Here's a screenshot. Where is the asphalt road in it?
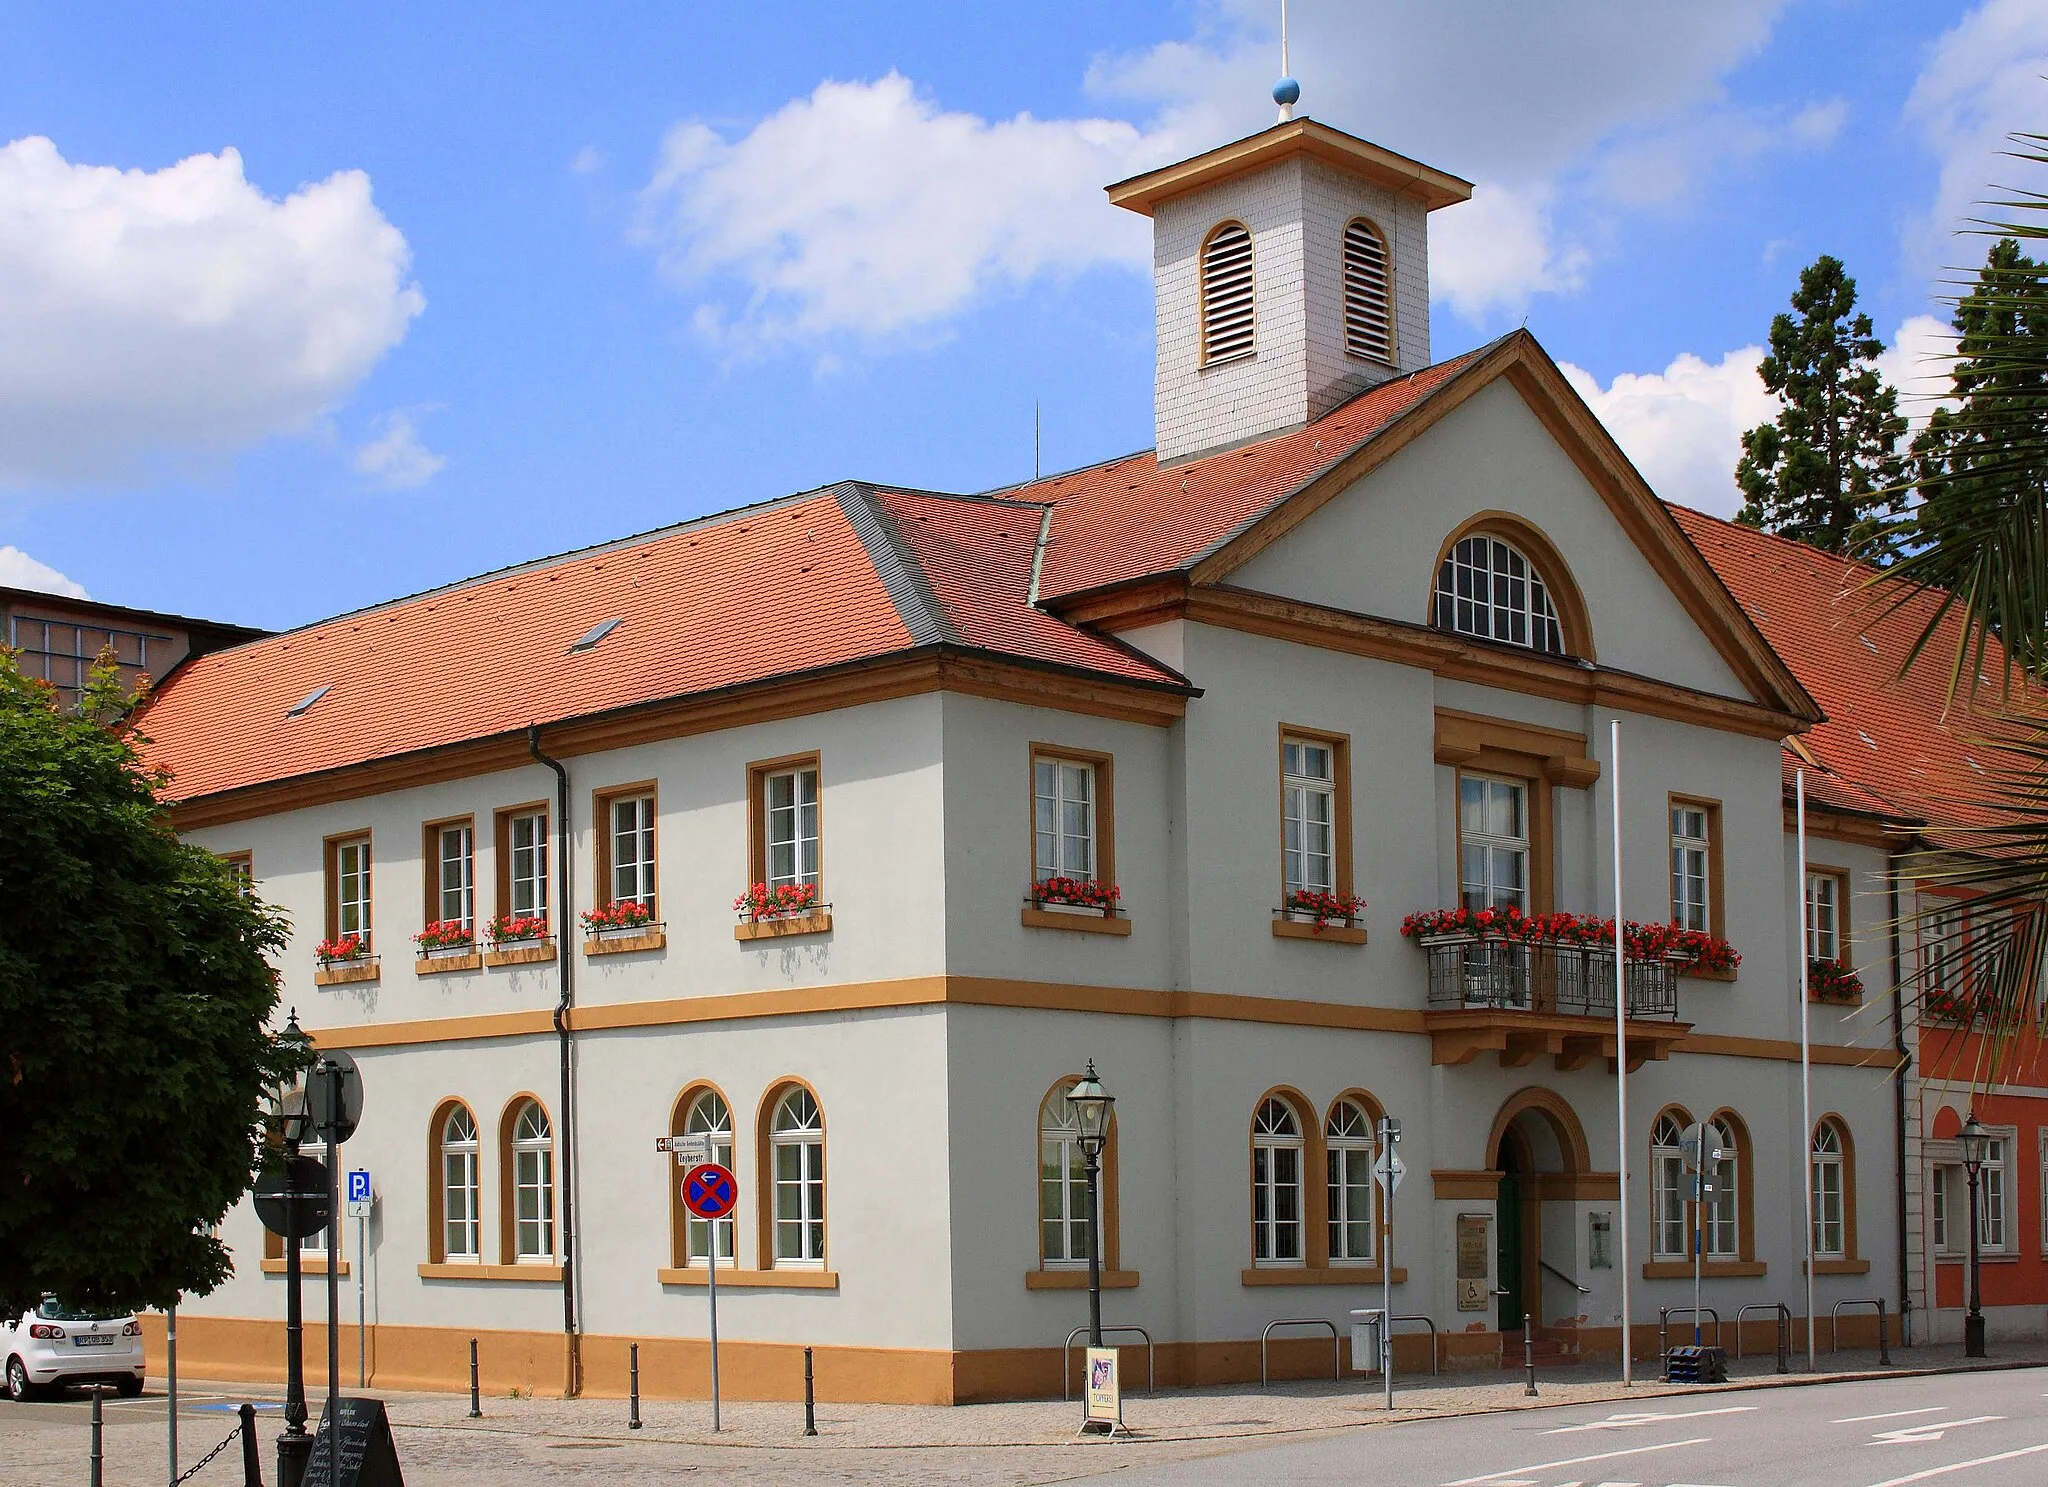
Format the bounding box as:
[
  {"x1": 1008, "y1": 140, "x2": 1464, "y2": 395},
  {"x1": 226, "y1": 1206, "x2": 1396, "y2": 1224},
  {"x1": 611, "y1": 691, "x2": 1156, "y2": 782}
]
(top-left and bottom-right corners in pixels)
[{"x1": 1077, "y1": 1367, "x2": 2048, "y2": 1487}]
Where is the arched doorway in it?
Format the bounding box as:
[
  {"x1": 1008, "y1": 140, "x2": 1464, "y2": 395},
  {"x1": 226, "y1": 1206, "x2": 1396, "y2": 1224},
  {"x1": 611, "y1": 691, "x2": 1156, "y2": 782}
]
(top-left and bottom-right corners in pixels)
[{"x1": 1486, "y1": 1089, "x2": 1592, "y2": 1336}]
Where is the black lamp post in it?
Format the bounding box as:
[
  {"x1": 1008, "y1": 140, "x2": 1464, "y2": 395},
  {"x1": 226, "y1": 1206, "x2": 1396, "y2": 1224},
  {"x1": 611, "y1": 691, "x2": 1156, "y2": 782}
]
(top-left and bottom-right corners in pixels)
[
  {"x1": 1066, "y1": 1063, "x2": 1114, "y2": 1357},
  {"x1": 1958, "y1": 1112, "x2": 1990, "y2": 1359},
  {"x1": 271, "y1": 1013, "x2": 314, "y2": 1487}
]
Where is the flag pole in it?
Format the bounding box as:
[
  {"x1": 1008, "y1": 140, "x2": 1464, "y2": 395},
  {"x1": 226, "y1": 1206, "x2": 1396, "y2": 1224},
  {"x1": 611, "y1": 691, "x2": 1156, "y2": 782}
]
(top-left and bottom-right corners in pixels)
[
  {"x1": 1612, "y1": 719, "x2": 1631, "y2": 1386},
  {"x1": 1797, "y1": 768, "x2": 1816, "y2": 1370}
]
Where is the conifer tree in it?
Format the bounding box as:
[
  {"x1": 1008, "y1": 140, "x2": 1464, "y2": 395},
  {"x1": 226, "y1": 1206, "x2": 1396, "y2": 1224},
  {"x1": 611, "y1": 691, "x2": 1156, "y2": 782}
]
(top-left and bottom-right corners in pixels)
[{"x1": 1735, "y1": 255, "x2": 1907, "y2": 559}]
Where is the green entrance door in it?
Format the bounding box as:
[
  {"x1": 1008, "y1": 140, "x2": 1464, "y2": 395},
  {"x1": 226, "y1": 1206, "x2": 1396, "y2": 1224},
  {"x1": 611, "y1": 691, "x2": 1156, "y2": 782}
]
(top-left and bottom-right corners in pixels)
[{"x1": 1496, "y1": 1138, "x2": 1524, "y2": 1332}]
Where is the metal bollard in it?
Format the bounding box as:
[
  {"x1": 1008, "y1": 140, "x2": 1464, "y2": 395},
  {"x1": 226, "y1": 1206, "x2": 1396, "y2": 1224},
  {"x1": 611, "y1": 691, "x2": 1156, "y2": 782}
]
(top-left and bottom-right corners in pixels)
[
  {"x1": 90, "y1": 1383, "x2": 105, "y2": 1487},
  {"x1": 240, "y1": 1401, "x2": 262, "y2": 1487},
  {"x1": 468, "y1": 1338, "x2": 482, "y2": 1419},
  {"x1": 1522, "y1": 1314, "x2": 1537, "y2": 1397},
  {"x1": 1878, "y1": 1299, "x2": 1892, "y2": 1368},
  {"x1": 629, "y1": 1342, "x2": 642, "y2": 1430},
  {"x1": 803, "y1": 1346, "x2": 817, "y2": 1437},
  {"x1": 1776, "y1": 1307, "x2": 1789, "y2": 1375}
]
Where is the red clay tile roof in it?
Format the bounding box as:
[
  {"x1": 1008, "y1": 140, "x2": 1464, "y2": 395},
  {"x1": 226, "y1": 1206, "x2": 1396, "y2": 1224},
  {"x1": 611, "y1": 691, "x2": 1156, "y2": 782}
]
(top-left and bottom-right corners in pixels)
[
  {"x1": 1672, "y1": 504, "x2": 2035, "y2": 830},
  {"x1": 136, "y1": 485, "x2": 1188, "y2": 804},
  {"x1": 1002, "y1": 349, "x2": 1486, "y2": 601}
]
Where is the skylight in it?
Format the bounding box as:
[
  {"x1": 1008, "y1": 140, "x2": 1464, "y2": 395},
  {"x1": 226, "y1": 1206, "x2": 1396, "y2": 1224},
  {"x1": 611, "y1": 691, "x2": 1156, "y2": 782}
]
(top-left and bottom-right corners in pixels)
[
  {"x1": 569, "y1": 617, "x2": 622, "y2": 653},
  {"x1": 287, "y1": 685, "x2": 330, "y2": 718}
]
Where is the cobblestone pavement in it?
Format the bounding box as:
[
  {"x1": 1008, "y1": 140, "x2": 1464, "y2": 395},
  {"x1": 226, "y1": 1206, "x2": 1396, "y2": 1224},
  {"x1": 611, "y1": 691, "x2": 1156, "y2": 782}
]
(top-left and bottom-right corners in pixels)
[{"x1": 3, "y1": 1344, "x2": 2038, "y2": 1485}]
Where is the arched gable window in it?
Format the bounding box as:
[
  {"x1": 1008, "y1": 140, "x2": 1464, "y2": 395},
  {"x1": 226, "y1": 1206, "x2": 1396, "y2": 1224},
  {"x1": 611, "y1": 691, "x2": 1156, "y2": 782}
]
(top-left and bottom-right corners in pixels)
[
  {"x1": 1650, "y1": 1111, "x2": 1689, "y2": 1260},
  {"x1": 1435, "y1": 533, "x2": 1566, "y2": 654},
  {"x1": 1811, "y1": 1119, "x2": 1848, "y2": 1259},
  {"x1": 1325, "y1": 1098, "x2": 1376, "y2": 1263},
  {"x1": 1342, "y1": 218, "x2": 1394, "y2": 365},
  {"x1": 502, "y1": 1098, "x2": 555, "y2": 1263},
  {"x1": 1251, "y1": 1096, "x2": 1306, "y2": 1265},
  {"x1": 765, "y1": 1085, "x2": 826, "y2": 1267},
  {"x1": 1200, "y1": 222, "x2": 1257, "y2": 365},
  {"x1": 438, "y1": 1103, "x2": 481, "y2": 1263},
  {"x1": 670, "y1": 1086, "x2": 735, "y2": 1267}
]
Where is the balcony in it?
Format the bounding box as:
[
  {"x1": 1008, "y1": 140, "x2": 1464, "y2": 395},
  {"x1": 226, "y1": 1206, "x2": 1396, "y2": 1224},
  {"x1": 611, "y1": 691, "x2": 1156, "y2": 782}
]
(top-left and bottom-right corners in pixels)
[{"x1": 1418, "y1": 936, "x2": 1689, "y2": 1071}]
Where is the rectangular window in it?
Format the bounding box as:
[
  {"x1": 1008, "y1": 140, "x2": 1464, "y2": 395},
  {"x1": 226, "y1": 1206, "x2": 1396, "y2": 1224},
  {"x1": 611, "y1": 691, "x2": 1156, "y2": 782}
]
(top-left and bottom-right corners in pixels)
[
  {"x1": 743, "y1": 756, "x2": 823, "y2": 894},
  {"x1": 1981, "y1": 1137, "x2": 2008, "y2": 1252},
  {"x1": 1812, "y1": 1150, "x2": 1845, "y2": 1259},
  {"x1": 1932, "y1": 1163, "x2": 1953, "y2": 1253},
  {"x1": 429, "y1": 820, "x2": 475, "y2": 930},
  {"x1": 1459, "y1": 774, "x2": 1528, "y2": 912},
  {"x1": 327, "y1": 834, "x2": 372, "y2": 948},
  {"x1": 1652, "y1": 1147, "x2": 1687, "y2": 1259},
  {"x1": 1034, "y1": 757, "x2": 1095, "y2": 882},
  {"x1": 1040, "y1": 1130, "x2": 1090, "y2": 1267},
  {"x1": 504, "y1": 808, "x2": 549, "y2": 921},
  {"x1": 1707, "y1": 1147, "x2": 1739, "y2": 1259},
  {"x1": 1326, "y1": 1144, "x2": 1375, "y2": 1263},
  {"x1": 1807, "y1": 870, "x2": 1847, "y2": 962},
  {"x1": 1669, "y1": 803, "x2": 1712, "y2": 933},
  {"x1": 220, "y1": 851, "x2": 253, "y2": 886},
  {"x1": 443, "y1": 1147, "x2": 479, "y2": 1261},
  {"x1": 296, "y1": 1140, "x2": 333, "y2": 1258},
  {"x1": 1281, "y1": 735, "x2": 1336, "y2": 896},
  {"x1": 600, "y1": 791, "x2": 656, "y2": 909},
  {"x1": 1924, "y1": 903, "x2": 1964, "y2": 997},
  {"x1": 1252, "y1": 1141, "x2": 1304, "y2": 1264},
  {"x1": 773, "y1": 1138, "x2": 826, "y2": 1265}
]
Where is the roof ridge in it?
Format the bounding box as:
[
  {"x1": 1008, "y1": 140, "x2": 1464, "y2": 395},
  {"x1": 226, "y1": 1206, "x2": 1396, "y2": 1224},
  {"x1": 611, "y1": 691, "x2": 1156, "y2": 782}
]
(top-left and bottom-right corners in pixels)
[{"x1": 832, "y1": 484, "x2": 955, "y2": 647}]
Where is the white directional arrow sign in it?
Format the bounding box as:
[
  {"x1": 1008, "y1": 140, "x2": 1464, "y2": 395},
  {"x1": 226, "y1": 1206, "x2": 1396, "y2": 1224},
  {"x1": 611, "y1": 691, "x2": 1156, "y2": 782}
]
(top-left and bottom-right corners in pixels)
[
  {"x1": 1373, "y1": 1149, "x2": 1405, "y2": 1195},
  {"x1": 1871, "y1": 1414, "x2": 2004, "y2": 1444}
]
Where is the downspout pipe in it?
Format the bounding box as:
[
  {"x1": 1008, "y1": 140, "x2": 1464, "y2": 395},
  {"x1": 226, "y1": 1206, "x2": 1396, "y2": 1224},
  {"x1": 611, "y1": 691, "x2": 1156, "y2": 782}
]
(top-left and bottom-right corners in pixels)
[
  {"x1": 1889, "y1": 843, "x2": 1912, "y2": 1347},
  {"x1": 530, "y1": 725, "x2": 581, "y2": 1396}
]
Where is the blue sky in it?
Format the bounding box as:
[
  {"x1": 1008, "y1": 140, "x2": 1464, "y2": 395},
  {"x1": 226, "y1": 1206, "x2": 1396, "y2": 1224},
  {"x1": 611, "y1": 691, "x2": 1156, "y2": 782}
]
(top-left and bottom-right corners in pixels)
[{"x1": 0, "y1": 1, "x2": 2041, "y2": 630}]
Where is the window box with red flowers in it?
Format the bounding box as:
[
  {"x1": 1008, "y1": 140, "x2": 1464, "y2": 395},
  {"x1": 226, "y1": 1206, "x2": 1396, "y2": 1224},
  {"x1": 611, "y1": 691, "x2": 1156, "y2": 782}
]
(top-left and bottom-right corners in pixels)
[
  {"x1": 483, "y1": 914, "x2": 555, "y2": 968},
  {"x1": 1274, "y1": 888, "x2": 1368, "y2": 943},
  {"x1": 733, "y1": 881, "x2": 832, "y2": 941},
  {"x1": 314, "y1": 935, "x2": 378, "y2": 986},
  {"x1": 1808, "y1": 958, "x2": 1864, "y2": 1004},
  {"x1": 415, "y1": 920, "x2": 477, "y2": 960},
  {"x1": 581, "y1": 899, "x2": 665, "y2": 956},
  {"x1": 1023, "y1": 876, "x2": 1129, "y2": 936}
]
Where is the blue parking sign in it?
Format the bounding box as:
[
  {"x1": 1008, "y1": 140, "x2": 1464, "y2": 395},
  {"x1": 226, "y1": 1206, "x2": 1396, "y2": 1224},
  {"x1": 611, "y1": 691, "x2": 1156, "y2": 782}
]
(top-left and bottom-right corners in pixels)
[{"x1": 347, "y1": 1169, "x2": 371, "y2": 1205}]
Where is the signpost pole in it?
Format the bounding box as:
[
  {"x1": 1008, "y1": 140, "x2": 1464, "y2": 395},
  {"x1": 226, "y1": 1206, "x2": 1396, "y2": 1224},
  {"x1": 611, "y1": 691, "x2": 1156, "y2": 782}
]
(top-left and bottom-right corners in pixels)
[
  {"x1": 707, "y1": 1214, "x2": 721, "y2": 1434},
  {"x1": 166, "y1": 1302, "x2": 177, "y2": 1487},
  {"x1": 1376, "y1": 1116, "x2": 1402, "y2": 1413},
  {"x1": 358, "y1": 1205, "x2": 367, "y2": 1388},
  {"x1": 1693, "y1": 1164, "x2": 1704, "y2": 1347},
  {"x1": 323, "y1": 1061, "x2": 342, "y2": 1469}
]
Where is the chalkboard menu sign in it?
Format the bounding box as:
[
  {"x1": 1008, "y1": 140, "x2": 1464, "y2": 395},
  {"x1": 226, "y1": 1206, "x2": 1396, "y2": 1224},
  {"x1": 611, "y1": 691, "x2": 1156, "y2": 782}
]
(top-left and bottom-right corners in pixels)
[{"x1": 303, "y1": 1397, "x2": 406, "y2": 1487}]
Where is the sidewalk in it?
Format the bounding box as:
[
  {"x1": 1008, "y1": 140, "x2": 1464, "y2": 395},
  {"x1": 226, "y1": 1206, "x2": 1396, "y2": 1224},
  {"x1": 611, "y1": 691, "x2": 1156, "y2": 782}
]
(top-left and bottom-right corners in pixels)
[{"x1": 8, "y1": 1343, "x2": 2044, "y2": 1485}]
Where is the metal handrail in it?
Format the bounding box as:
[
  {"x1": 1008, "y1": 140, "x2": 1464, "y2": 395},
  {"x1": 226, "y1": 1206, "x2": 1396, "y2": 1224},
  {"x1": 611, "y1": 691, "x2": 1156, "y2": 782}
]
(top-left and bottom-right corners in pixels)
[
  {"x1": 1062, "y1": 1325, "x2": 1155, "y2": 1401},
  {"x1": 1261, "y1": 1318, "x2": 1340, "y2": 1387},
  {"x1": 1734, "y1": 1302, "x2": 1791, "y2": 1373},
  {"x1": 1829, "y1": 1298, "x2": 1892, "y2": 1366},
  {"x1": 1420, "y1": 937, "x2": 1680, "y2": 1019},
  {"x1": 1350, "y1": 1311, "x2": 1441, "y2": 1377},
  {"x1": 1657, "y1": 1305, "x2": 1723, "y2": 1374},
  {"x1": 1540, "y1": 1259, "x2": 1591, "y2": 1294}
]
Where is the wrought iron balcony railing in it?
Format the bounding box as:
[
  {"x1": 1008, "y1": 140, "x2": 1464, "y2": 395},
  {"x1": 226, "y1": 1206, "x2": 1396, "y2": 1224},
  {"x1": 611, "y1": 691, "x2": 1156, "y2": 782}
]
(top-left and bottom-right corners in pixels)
[{"x1": 1421, "y1": 936, "x2": 1680, "y2": 1020}]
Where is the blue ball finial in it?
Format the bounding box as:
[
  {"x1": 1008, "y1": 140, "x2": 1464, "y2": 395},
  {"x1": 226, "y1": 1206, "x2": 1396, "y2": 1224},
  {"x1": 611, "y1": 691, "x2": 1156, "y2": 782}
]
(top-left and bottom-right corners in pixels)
[{"x1": 1272, "y1": 76, "x2": 1300, "y2": 108}]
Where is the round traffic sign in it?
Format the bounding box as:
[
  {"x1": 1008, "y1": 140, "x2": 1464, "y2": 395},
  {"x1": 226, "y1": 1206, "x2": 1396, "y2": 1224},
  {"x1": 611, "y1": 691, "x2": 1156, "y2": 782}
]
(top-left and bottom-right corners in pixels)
[
  {"x1": 682, "y1": 1163, "x2": 738, "y2": 1220},
  {"x1": 307, "y1": 1049, "x2": 364, "y2": 1143},
  {"x1": 254, "y1": 1155, "x2": 332, "y2": 1240}
]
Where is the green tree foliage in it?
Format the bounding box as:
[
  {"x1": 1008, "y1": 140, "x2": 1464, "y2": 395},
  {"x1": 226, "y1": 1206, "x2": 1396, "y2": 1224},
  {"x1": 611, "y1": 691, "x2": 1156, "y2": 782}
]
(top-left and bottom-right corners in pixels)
[
  {"x1": 0, "y1": 645, "x2": 294, "y2": 1313},
  {"x1": 1736, "y1": 254, "x2": 1908, "y2": 559}
]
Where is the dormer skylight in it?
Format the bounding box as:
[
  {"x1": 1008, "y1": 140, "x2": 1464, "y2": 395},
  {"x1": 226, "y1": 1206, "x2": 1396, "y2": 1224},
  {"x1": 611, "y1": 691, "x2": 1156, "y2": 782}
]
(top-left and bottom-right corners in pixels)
[
  {"x1": 569, "y1": 617, "x2": 623, "y2": 653},
  {"x1": 287, "y1": 685, "x2": 330, "y2": 718}
]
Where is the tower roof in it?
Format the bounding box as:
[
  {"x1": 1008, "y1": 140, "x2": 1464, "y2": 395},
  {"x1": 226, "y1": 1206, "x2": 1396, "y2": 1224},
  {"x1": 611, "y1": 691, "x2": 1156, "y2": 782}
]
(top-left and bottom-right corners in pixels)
[{"x1": 1106, "y1": 117, "x2": 1473, "y2": 217}]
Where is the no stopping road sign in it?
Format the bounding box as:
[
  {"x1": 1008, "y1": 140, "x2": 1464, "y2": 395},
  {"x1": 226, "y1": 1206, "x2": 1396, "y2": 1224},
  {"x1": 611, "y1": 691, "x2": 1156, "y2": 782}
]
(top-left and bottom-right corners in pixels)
[{"x1": 682, "y1": 1163, "x2": 738, "y2": 1220}]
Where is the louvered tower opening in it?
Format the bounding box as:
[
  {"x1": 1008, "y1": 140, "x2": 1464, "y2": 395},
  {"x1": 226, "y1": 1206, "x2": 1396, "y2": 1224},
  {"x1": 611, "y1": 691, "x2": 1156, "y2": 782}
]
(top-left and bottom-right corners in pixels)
[
  {"x1": 1199, "y1": 221, "x2": 1256, "y2": 365},
  {"x1": 1342, "y1": 218, "x2": 1394, "y2": 365}
]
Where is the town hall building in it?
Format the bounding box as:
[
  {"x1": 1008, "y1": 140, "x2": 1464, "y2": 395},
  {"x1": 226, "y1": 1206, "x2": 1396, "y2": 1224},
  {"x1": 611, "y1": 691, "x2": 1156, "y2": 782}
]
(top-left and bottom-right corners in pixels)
[{"x1": 134, "y1": 115, "x2": 1916, "y2": 1403}]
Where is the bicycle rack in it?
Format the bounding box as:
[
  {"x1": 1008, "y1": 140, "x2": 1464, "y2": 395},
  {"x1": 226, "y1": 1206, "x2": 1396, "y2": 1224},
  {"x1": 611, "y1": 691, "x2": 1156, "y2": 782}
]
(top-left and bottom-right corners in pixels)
[
  {"x1": 1261, "y1": 1318, "x2": 1341, "y2": 1387},
  {"x1": 1349, "y1": 1311, "x2": 1442, "y2": 1377},
  {"x1": 1734, "y1": 1301, "x2": 1791, "y2": 1373},
  {"x1": 1063, "y1": 1325, "x2": 1155, "y2": 1401},
  {"x1": 1829, "y1": 1298, "x2": 1892, "y2": 1366},
  {"x1": 1657, "y1": 1306, "x2": 1722, "y2": 1378}
]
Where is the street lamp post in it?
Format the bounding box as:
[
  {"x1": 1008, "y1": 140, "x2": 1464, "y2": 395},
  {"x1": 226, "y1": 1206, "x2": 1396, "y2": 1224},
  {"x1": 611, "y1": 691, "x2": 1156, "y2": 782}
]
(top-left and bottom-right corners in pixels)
[
  {"x1": 270, "y1": 1013, "x2": 314, "y2": 1487},
  {"x1": 1958, "y1": 1112, "x2": 1991, "y2": 1359},
  {"x1": 1065, "y1": 1062, "x2": 1114, "y2": 1359}
]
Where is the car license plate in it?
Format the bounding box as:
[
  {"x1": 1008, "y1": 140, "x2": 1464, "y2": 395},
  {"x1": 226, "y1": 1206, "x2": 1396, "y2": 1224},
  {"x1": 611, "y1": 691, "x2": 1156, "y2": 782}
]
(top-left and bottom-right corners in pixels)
[{"x1": 73, "y1": 1334, "x2": 114, "y2": 1347}]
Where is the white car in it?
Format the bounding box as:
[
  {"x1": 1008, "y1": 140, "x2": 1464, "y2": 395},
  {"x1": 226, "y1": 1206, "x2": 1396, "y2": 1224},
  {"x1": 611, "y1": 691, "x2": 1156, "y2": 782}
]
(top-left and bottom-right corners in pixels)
[{"x1": 3, "y1": 1297, "x2": 146, "y2": 1400}]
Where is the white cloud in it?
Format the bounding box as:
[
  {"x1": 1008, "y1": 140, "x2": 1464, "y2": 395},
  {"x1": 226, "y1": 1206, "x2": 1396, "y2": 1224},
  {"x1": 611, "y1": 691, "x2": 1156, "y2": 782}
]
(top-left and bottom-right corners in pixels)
[
  {"x1": 1589, "y1": 98, "x2": 1846, "y2": 210},
  {"x1": 636, "y1": 3, "x2": 1830, "y2": 343},
  {"x1": 638, "y1": 73, "x2": 1173, "y2": 344},
  {"x1": 0, "y1": 137, "x2": 423, "y2": 488},
  {"x1": 1563, "y1": 345, "x2": 1774, "y2": 516},
  {"x1": 352, "y1": 407, "x2": 446, "y2": 490},
  {"x1": 570, "y1": 146, "x2": 605, "y2": 175},
  {"x1": 0, "y1": 546, "x2": 88, "y2": 598},
  {"x1": 1905, "y1": 0, "x2": 2048, "y2": 273},
  {"x1": 1564, "y1": 315, "x2": 1956, "y2": 516}
]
